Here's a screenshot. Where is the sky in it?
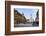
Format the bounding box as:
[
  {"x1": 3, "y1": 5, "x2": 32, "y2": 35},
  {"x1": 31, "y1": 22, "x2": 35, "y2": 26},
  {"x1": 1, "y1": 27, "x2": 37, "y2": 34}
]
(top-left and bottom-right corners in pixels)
[{"x1": 15, "y1": 8, "x2": 38, "y2": 21}]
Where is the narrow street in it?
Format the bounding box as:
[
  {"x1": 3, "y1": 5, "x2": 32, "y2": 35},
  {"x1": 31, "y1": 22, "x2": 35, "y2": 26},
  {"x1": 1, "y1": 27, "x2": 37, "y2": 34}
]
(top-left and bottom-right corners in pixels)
[
  {"x1": 14, "y1": 23, "x2": 33, "y2": 27},
  {"x1": 14, "y1": 21, "x2": 39, "y2": 27}
]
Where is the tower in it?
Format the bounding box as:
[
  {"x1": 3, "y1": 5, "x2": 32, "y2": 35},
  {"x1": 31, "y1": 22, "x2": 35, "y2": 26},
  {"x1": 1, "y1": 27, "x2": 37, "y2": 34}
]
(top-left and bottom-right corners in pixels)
[{"x1": 22, "y1": 12, "x2": 24, "y2": 16}]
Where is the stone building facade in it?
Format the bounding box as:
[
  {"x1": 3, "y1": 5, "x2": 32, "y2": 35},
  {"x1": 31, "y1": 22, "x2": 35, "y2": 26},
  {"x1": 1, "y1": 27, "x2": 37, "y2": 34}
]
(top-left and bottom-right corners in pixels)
[
  {"x1": 14, "y1": 9, "x2": 26, "y2": 24},
  {"x1": 35, "y1": 10, "x2": 39, "y2": 26}
]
